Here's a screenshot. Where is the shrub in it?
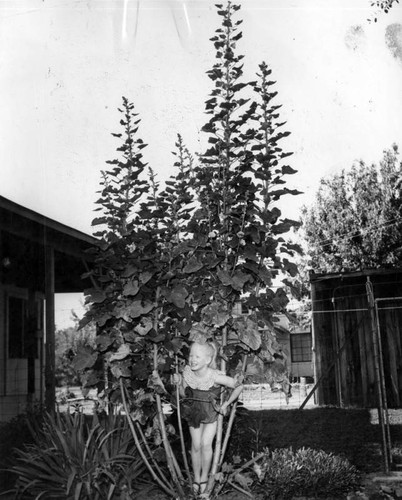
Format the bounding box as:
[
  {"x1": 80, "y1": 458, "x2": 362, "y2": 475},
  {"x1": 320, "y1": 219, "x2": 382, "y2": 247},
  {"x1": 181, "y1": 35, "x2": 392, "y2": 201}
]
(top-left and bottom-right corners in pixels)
[
  {"x1": 254, "y1": 447, "x2": 361, "y2": 499},
  {"x1": 0, "y1": 404, "x2": 45, "y2": 493},
  {"x1": 8, "y1": 410, "x2": 146, "y2": 499}
]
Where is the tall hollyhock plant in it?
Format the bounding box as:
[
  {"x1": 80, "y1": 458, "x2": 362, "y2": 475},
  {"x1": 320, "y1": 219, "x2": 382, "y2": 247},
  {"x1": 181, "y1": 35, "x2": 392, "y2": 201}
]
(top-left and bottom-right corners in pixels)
[
  {"x1": 77, "y1": 102, "x2": 198, "y2": 498},
  {"x1": 180, "y1": 3, "x2": 302, "y2": 494},
  {"x1": 76, "y1": 3, "x2": 301, "y2": 498}
]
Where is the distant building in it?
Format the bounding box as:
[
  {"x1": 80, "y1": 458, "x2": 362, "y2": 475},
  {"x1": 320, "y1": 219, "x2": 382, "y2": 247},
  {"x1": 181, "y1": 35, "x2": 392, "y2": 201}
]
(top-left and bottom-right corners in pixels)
[
  {"x1": 233, "y1": 302, "x2": 314, "y2": 381},
  {"x1": 0, "y1": 196, "x2": 97, "y2": 421}
]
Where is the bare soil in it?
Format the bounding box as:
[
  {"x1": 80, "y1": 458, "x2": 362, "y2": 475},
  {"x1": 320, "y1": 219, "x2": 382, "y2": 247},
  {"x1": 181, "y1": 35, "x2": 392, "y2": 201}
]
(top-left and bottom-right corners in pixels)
[{"x1": 132, "y1": 474, "x2": 402, "y2": 500}]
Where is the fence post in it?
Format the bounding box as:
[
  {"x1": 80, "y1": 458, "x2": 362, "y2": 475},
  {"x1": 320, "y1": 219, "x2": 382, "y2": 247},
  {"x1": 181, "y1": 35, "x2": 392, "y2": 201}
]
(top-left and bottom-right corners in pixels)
[{"x1": 366, "y1": 277, "x2": 391, "y2": 473}]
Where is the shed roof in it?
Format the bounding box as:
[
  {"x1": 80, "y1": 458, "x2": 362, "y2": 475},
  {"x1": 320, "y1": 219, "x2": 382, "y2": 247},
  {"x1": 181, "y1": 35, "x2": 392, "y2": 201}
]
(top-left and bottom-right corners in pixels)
[{"x1": 309, "y1": 267, "x2": 402, "y2": 284}]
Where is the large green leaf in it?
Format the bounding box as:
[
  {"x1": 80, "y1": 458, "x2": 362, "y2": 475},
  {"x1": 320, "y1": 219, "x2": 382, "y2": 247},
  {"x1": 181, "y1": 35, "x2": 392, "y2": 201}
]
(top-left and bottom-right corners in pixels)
[
  {"x1": 231, "y1": 317, "x2": 261, "y2": 351},
  {"x1": 283, "y1": 258, "x2": 298, "y2": 277},
  {"x1": 231, "y1": 270, "x2": 251, "y2": 291},
  {"x1": 166, "y1": 285, "x2": 189, "y2": 308},
  {"x1": 134, "y1": 317, "x2": 153, "y2": 335},
  {"x1": 201, "y1": 302, "x2": 230, "y2": 327},
  {"x1": 189, "y1": 322, "x2": 213, "y2": 342},
  {"x1": 85, "y1": 288, "x2": 106, "y2": 304},
  {"x1": 217, "y1": 268, "x2": 232, "y2": 286},
  {"x1": 80, "y1": 369, "x2": 101, "y2": 387},
  {"x1": 132, "y1": 360, "x2": 149, "y2": 380},
  {"x1": 114, "y1": 301, "x2": 154, "y2": 321},
  {"x1": 72, "y1": 346, "x2": 98, "y2": 371},
  {"x1": 122, "y1": 279, "x2": 139, "y2": 296},
  {"x1": 110, "y1": 360, "x2": 132, "y2": 378},
  {"x1": 109, "y1": 343, "x2": 131, "y2": 361},
  {"x1": 183, "y1": 257, "x2": 204, "y2": 274},
  {"x1": 96, "y1": 334, "x2": 114, "y2": 352}
]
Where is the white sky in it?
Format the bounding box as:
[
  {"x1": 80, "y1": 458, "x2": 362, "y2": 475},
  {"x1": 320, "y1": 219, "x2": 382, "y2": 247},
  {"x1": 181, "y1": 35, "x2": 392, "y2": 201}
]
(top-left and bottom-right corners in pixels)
[{"x1": 1, "y1": 0, "x2": 402, "y2": 327}]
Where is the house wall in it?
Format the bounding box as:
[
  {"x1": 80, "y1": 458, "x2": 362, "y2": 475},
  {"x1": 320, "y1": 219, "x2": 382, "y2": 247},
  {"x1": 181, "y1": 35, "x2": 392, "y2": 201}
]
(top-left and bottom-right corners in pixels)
[
  {"x1": 0, "y1": 284, "x2": 44, "y2": 422},
  {"x1": 291, "y1": 361, "x2": 314, "y2": 378}
]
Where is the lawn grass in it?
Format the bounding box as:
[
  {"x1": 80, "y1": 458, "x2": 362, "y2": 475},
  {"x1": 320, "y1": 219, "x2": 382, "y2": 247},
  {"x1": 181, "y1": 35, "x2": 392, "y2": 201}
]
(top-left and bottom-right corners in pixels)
[{"x1": 228, "y1": 405, "x2": 400, "y2": 472}]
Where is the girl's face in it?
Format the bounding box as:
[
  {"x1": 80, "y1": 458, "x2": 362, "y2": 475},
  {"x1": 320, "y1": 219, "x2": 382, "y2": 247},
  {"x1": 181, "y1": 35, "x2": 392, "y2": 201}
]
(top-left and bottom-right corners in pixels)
[{"x1": 189, "y1": 344, "x2": 211, "y2": 371}]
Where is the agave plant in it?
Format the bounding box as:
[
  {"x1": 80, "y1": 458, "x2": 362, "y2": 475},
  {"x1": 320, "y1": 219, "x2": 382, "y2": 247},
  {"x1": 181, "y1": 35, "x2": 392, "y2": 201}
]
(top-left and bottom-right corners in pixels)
[{"x1": 9, "y1": 410, "x2": 146, "y2": 499}]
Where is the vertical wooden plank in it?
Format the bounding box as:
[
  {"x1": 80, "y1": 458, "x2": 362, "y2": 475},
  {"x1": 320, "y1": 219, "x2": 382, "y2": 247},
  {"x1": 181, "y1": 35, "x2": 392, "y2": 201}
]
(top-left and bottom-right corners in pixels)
[
  {"x1": 44, "y1": 245, "x2": 55, "y2": 414},
  {"x1": 384, "y1": 307, "x2": 399, "y2": 407},
  {"x1": 364, "y1": 294, "x2": 377, "y2": 407},
  {"x1": 395, "y1": 304, "x2": 402, "y2": 404},
  {"x1": 333, "y1": 306, "x2": 342, "y2": 406},
  {"x1": 355, "y1": 297, "x2": 369, "y2": 407}
]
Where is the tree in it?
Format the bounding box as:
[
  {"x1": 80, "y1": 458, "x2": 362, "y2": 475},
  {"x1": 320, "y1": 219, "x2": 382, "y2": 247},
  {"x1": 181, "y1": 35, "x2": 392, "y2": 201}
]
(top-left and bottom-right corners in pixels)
[
  {"x1": 76, "y1": 2, "x2": 301, "y2": 498},
  {"x1": 300, "y1": 144, "x2": 402, "y2": 274},
  {"x1": 55, "y1": 312, "x2": 96, "y2": 387},
  {"x1": 370, "y1": 0, "x2": 400, "y2": 21}
]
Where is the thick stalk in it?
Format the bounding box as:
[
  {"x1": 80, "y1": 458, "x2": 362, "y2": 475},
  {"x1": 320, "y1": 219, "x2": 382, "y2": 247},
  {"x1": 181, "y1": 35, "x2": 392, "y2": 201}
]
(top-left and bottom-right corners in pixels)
[
  {"x1": 214, "y1": 451, "x2": 265, "y2": 498},
  {"x1": 175, "y1": 357, "x2": 192, "y2": 483},
  {"x1": 135, "y1": 422, "x2": 172, "y2": 487},
  {"x1": 227, "y1": 480, "x2": 254, "y2": 498},
  {"x1": 153, "y1": 344, "x2": 185, "y2": 498},
  {"x1": 149, "y1": 286, "x2": 185, "y2": 497},
  {"x1": 119, "y1": 379, "x2": 175, "y2": 497},
  {"x1": 206, "y1": 326, "x2": 228, "y2": 495},
  {"x1": 166, "y1": 438, "x2": 184, "y2": 481},
  {"x1": 219, "y1": 353, "x2": 247, "y2": 466}
]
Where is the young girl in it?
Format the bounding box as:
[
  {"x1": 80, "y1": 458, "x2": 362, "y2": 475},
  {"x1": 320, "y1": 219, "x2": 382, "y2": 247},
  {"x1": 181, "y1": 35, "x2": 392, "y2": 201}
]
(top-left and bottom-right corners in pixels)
[{"x1": 174, "y1": 341, "x2": 243, "y2": 498}]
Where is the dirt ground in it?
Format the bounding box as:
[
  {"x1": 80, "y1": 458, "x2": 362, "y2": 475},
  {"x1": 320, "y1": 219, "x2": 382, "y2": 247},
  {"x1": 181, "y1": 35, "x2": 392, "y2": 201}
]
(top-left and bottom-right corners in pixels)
[{"x1": 131, "y1": 472, "x2": 402, "y2": 500}]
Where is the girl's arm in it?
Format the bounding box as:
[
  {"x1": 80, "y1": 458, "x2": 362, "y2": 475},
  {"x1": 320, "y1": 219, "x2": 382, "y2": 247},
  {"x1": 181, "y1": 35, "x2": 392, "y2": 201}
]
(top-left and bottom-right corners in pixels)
[{"x1": 215, "y1": 373, "x2": 244, "y2": 414}]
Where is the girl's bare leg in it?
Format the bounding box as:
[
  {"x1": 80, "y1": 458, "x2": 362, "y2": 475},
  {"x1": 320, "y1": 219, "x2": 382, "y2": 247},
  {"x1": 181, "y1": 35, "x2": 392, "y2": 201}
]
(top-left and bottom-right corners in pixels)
[
  {"x1": 199, "y1": 421, "x2": 217, "y2": 492},
  {"x1": 189, "y1": 426, "x2": 203, "y2": 487},
  {"x1": 190, "y1": 422, "x2": 217, "y2": 493}
]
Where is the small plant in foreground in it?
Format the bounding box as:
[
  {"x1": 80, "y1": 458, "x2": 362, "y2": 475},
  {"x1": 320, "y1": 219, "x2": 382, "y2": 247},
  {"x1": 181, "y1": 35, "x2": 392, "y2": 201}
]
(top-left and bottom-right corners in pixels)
[
  {"x1": 0, "y1": 404, "x2": 45, "y2": 493},
  {"x1": 254, "y1": 447, "x2": 361, "y2": 499},
  {"x1": 8, "y1": 411, "x2": 145, "y2": 499}
]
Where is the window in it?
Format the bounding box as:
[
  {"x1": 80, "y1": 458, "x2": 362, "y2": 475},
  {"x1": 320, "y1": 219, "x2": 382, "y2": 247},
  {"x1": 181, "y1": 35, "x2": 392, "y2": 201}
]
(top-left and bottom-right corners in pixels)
[{"x1": 290, "y1": 333, "x2": 312, "y2": 363}]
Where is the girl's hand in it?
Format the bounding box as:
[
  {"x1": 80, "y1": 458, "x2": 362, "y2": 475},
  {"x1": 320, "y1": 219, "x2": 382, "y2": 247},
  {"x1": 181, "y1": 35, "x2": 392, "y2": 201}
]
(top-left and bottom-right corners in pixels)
[
  {"x1": 172, "y1": 373, "x2": 182, "y2": 385},
  {"x1": 234, "y1": 373, "x2": 244, "y2": 387}
]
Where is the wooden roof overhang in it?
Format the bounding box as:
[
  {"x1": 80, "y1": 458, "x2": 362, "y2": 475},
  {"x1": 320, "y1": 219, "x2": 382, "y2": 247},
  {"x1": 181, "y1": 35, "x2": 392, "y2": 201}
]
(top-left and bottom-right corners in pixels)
[{"x1": 0, "y1": 195, "x2": 98, "y2": 293}]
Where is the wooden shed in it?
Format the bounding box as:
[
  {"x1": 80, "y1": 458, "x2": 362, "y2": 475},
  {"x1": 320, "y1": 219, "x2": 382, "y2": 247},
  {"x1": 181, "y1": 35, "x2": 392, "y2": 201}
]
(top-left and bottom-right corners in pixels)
[
  {"x1": 0, "y1": 196, "x2": 97, "y2": 421},
  {"x1": 311, "y1": 268, "x2": 402, "y2": 409}
]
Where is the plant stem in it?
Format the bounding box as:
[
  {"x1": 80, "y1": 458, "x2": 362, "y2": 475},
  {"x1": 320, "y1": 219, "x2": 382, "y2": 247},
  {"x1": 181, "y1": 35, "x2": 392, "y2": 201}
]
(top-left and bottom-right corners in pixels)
[
  {"x1": 227, "y1": 479, "x2": 254, "y2": 498},
  {"x1": 175, "y1": 358, "x2": 192, "y2": 484},
  {"x1": 150, "y1": 289, "x2": 184, "y2": 494},
  {"x1": 135, "y1": 422, "x2": 172, "y2": 488},
  {"x1": 219, "y1": 354, "x2": 247, "y2": 466},
  {"x1": 206, "y1": 326, "x2": 228, "y2": 495},
  {"x1": 119, "y1": 379, "x2": 175, "y2": 497},
  {"x1": 153, "y1": 345, "x2": 186, "y2": 498}
]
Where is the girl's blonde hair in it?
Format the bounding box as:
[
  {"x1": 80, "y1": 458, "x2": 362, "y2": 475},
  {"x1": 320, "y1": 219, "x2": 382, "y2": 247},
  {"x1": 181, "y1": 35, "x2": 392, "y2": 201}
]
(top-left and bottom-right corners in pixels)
[
  {"x1": 191, "y1": 340, "x2": 219, "y2": 368},
  {"x1": 204, "y1": 341, "x2": 218, "y2": 369}
]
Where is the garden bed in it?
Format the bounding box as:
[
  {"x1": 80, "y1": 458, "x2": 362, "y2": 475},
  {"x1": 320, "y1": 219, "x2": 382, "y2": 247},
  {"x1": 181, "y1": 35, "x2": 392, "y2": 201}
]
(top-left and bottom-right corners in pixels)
[{"x1": 2, "y1": 405, "x2": 402, "y2": 498}]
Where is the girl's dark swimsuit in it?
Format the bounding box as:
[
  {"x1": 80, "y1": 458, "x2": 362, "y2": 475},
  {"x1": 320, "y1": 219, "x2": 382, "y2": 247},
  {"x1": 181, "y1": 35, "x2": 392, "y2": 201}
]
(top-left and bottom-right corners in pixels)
[{"x1": 181, "y1": 385, "x2": 222, "y2": 428}]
